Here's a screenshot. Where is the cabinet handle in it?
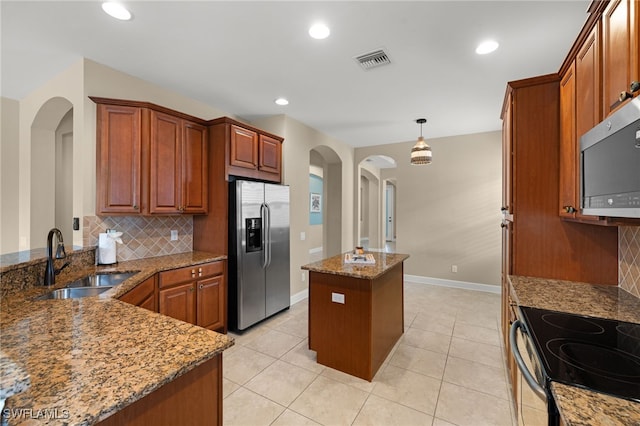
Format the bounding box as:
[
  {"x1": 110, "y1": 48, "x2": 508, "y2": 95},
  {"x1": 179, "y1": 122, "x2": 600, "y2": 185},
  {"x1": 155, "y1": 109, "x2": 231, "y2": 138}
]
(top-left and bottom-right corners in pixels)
[
  {"x1": 190, "y1": 287, "x2": 194, "y2": 292},
  {"x1": 500, "y1": 206, "x2": 508, "y2": 212},
  {"x1": 191, "y1": 269, "x2": 196, "y2": 277},
  {"x1": 619, "y1": 91, "x2": 633, "y2": 102},
  {"x1": 198, "y1": 267, "x2": 202, "y2": 277},
  {"x1": 563, "y1": 206, "x2": 576, "y2": 214},
  {"x1": 501, "y1": 223, "x2": 508, "y2": 228}
]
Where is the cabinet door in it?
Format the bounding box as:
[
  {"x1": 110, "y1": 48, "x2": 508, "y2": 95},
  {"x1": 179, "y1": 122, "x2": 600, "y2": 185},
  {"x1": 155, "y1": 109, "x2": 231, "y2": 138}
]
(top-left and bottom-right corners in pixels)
[
  {"x1": 501, "y1": 93, "x2": 513, "y2": 215},
  {"x1": 196, "y1": 275, "x2": 225, "y2": 331},
  {"x1": 559, "y1": 62, "x2": 577, "y2": 218},
  {"x1": 150, "y1": 111, "x2": 181, "y2": 214},
  {"x1": 602, "y1": 0, "x2": 638, "y2": 115},
  {"x1": 258, "y1": 134, "x2": 282, "y2": 176},
  {"x1": 575, "y1": 26, "x2": 603, "y2": 220},
  {"x1": 96, "y1": 104, "x2": 143, "y2": 214},
  {"x1": 230, "y1": 125, "x2": 258, "y2": 170},
  {"x1": 159, "y1": 282, "x2": 196, "y2": 324},
  {"x1": 119, "y1": 276, "x2": 156, "y2": 311},
  {"x1": 181, "y1": 121, "x2": 208, "y2": 214}
]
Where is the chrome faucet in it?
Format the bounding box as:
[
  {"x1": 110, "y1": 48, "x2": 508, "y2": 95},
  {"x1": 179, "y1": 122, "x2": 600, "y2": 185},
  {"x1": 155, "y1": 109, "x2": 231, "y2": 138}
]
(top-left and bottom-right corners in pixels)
[{"x1": 44, "y1": 228, "x2": 68, "y2": 286}]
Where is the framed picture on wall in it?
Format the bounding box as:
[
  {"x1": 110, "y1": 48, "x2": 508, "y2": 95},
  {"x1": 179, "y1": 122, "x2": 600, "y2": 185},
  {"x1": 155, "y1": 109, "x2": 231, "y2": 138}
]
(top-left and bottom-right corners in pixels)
[{"x1": 310, "y1": 193, "x2": 321, "y2": 212}]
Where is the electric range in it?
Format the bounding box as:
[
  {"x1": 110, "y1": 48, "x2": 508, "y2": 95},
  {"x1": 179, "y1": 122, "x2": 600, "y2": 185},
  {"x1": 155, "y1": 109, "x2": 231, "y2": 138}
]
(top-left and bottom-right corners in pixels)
[{"x1": 518, "y1": 306, "x2": 640, "y2": 402}]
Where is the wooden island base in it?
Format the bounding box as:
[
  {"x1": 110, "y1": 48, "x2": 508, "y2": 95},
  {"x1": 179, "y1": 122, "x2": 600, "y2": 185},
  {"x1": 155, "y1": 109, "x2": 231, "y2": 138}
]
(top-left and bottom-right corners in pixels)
[{"x1": 304, "y1": 252, "x2": 408, "y2": 381}]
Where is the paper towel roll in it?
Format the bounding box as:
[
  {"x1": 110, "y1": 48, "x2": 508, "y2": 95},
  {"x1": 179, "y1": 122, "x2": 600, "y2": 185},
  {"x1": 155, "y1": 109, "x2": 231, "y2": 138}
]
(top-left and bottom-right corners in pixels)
[{"x1": 98, "y1": 233, "x2": 117, "y2": 265}]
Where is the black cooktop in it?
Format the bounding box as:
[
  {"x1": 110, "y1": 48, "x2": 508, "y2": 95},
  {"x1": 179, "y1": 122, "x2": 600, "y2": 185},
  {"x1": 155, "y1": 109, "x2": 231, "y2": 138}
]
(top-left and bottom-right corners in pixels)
[{"x1": 519, "y1": 306, "x2": 640, "y2": 402}]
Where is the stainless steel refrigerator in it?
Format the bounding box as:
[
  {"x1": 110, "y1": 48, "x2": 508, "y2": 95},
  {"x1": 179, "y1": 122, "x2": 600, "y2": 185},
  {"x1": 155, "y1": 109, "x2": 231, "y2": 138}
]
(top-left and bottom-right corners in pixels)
[{"x1": 229, "y1": 180, "x2": 290, "y2": 331}]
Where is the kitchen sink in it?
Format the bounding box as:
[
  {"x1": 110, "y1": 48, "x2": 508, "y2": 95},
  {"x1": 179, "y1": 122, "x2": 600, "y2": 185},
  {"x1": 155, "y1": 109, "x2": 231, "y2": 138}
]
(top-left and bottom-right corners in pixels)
[
  {"x1": 35, "y1": 286, "x2": 111, "y2": 300},
  {"x1": 66, "y1": 272, "x2": 139, "y2": 288}
]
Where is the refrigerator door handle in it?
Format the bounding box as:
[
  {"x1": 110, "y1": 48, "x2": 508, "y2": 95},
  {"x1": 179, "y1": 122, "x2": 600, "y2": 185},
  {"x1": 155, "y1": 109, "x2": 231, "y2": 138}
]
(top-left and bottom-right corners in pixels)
[
  {"x1": 261, "y1": 203, "x2": 268, "y2": 268},
  {"x1": 265, "y1": 203, "x2": 272, "y2": 267}
]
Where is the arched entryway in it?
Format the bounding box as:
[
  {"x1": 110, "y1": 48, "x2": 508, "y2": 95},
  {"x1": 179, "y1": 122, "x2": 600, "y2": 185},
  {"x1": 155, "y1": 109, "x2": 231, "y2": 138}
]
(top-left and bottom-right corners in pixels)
[
  {"x1": 309, "y1": 146, "x2": 342, "y2": 261},
  {"x1": 358, "y1": 155, "x2": 397, "y2": 252},
  {"x1": 30, "y1": 97, "x2": 74, "y2": 249}
]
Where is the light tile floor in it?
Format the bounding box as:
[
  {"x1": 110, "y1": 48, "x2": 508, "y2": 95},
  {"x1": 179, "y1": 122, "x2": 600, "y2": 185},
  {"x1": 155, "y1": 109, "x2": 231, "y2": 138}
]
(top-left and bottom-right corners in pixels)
[{"x1": 223, "y1": 282, "x2": 515, "y2": 426}]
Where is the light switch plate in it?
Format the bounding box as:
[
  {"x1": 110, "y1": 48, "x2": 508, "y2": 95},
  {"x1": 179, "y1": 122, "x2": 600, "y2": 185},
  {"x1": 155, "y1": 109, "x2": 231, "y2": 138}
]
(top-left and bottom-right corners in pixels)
[{"x1": 331, "y1": 292, "x2": 345, "y2": 304}]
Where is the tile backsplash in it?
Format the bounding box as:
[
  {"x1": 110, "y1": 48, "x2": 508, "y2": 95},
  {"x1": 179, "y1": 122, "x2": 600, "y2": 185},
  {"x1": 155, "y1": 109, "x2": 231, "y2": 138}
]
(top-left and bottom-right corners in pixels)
[
  {"x1": 83, "y1": 216, "x2": 193, "y2": 262},
  {"x1": 620, "y1": 226, "x2": 640, "y2": 298}
]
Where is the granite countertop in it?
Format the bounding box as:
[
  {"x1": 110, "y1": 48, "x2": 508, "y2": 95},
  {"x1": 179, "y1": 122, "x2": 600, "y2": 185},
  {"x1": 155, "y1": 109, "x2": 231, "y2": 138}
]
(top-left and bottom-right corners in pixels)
[
  {"x1": 508, "y1": 275, "x2": 640, "y2": 426},
  {"x1": 0, "y1": 252, "x2": 233, "y2": 426},
  {"x1": 301, "y1": 251, "x2": 410, "y2": 280}
]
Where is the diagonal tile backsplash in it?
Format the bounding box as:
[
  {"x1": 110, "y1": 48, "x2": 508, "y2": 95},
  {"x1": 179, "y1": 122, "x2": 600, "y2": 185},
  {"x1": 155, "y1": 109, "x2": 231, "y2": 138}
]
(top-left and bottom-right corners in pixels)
[
  {"x1": 619, "y1": 226, "x2": 640, "y2": 298},
  {"x1": 83, "y1": 216, "x2": 193, "y2": 262}
]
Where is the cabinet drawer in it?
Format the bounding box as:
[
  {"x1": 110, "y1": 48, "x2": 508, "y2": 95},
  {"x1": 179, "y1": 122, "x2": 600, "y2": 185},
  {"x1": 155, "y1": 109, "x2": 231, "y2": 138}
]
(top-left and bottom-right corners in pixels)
[
  {"x1": 159, "y1": 261, "x2": 224, "y2": 288},
  {"x1": 119, "y1": 276, "x2": 156, "y2": 308}
]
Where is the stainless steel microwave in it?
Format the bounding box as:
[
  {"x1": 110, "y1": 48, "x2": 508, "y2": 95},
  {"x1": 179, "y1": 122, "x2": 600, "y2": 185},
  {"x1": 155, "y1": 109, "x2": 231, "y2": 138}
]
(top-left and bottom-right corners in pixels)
[{"x1": 580, "y1": 97, "x2": 640, "y2": 218}]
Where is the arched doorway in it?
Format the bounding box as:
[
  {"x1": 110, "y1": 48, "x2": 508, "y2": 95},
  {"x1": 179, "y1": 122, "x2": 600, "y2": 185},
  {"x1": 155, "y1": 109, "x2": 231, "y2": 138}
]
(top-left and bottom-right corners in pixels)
[
  {"x1": 30, "y1": 97, "x2": 74, "y2": 249},
  {"x1": 309, "y1": 146, "x2": 342, "y2": 260},
  {"x1": 358, "y1": 155, "x2": 397, "y2": 252}
]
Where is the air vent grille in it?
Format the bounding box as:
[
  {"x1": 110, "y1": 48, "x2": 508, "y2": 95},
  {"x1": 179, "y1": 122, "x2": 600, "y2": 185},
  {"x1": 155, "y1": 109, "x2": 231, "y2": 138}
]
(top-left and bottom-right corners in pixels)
[{"x1": 355, "y1": 49, "x2": 391, "y2": 70}]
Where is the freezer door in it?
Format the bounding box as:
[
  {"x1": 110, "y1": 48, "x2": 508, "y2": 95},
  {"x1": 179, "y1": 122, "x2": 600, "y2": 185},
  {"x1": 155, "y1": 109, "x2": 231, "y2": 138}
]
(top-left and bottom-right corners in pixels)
[
  {"x1": 236, "y1": 180, "x2": 266, "y2": 330},
  {"x1": 264, "y1": 183, "x2": 290, "y2": 316}
]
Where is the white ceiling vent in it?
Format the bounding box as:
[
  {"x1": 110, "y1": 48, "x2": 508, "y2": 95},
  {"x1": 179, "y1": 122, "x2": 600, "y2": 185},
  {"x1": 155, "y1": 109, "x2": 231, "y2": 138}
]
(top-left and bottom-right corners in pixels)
[{"x1": 355, "y1": 49, "x2": 391, "y2": 70}]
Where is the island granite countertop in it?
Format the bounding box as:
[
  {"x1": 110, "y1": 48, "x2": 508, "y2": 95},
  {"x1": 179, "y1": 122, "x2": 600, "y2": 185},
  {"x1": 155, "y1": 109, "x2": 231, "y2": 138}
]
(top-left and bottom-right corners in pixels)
[
  {"x1": 301, "y1": 251, "x2": 409, "y2": 280},
  {"x1": 0, "y1": 251, "x2": 233, "y2": 426},
  {"x1": 508, "y1": 275, "x2": 640, "y2": 426}
]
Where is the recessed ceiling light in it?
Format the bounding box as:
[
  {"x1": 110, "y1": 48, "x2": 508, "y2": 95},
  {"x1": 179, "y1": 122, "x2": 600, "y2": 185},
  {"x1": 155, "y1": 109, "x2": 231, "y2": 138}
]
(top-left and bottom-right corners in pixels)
[
  {"x1": 476, "y1": 40, "x2": 499, "y2": 55},
  {"x1": 309, "y1": 23, "x2": 330, "y2": 40},
  {"x1": 102, "y1": 2, "x2": 132, "y2": 21},
  {"x1": 274, "y1": 98, "x2": 289, "y2": 106}
]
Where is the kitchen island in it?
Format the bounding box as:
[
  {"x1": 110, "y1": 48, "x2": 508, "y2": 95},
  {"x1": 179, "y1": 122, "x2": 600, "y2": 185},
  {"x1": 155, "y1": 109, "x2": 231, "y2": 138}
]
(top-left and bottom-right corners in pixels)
[
  {"x1": 0, "y1": 252, "x2": 233, "y2": 426},
  {"x1": 301, "y1": 251, "x2": 409, "y2": 381}
]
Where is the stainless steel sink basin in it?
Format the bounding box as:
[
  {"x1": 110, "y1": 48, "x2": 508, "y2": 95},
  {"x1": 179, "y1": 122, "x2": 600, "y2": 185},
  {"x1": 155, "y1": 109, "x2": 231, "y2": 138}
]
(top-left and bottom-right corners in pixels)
[
  {"x1": 66, "y1": 272, "x2": 138, "y2": 288},
  {"x1": 35, "y1": 286, "x2": 111, "y2": 300}
]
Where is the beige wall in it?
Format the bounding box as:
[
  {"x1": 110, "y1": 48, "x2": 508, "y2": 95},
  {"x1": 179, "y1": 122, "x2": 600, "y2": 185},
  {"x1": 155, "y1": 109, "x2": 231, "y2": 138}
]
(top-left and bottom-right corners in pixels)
[
  {"x1": 355, "y1": 131, "x2": 502, "y2": 286},
  {"x1": 1, "y1": 98, "x2": 20, "y2": 254},
  {"x1": 252, "y1": 115, "x2": 355, "y2": 298}
]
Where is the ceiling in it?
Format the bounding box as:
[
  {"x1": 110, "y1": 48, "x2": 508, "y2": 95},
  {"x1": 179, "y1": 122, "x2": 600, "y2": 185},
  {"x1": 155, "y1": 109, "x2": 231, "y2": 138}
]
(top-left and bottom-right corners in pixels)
[{"x1": 1, "y1": 1, "x2": 590, "y2": 148}]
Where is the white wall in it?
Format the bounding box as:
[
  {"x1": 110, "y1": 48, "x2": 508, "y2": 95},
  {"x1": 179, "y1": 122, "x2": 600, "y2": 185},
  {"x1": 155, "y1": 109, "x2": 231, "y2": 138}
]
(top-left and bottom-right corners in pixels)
[{"x1": 355, "y1": 131, "x2": 502, "y2": 286}]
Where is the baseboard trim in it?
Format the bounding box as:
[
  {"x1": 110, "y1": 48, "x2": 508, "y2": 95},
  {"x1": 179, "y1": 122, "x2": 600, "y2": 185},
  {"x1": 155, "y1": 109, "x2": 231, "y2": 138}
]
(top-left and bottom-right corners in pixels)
[
  {"x1": 404, "y1": 274, "x2": 501, "y2": 294},
  {"x1": 291, "y1": 288, "x2": 309, "y2": 305}
]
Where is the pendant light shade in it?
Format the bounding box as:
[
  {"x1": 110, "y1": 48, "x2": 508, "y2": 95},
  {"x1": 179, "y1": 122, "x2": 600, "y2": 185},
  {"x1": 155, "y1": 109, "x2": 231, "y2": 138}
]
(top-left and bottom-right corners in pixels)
[{"x1": 411, "y1": 118, "x2": 432, "y2": 165}]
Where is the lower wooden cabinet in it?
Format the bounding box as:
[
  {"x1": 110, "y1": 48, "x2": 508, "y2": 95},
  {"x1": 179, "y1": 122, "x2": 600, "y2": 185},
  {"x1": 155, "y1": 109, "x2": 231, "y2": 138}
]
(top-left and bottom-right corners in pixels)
[
  {"x1": 119, "y1": 276, "x2": 157, "y2": 312},
  {"x1": 159, "y1": 281, "x2": 196, "y2": 324},
  {"x1": 97, "y1": 354, "x2": 222, "y2": 426},
  {"x1": 158, "y1": 261, "x2": 226, "y2": 332}
]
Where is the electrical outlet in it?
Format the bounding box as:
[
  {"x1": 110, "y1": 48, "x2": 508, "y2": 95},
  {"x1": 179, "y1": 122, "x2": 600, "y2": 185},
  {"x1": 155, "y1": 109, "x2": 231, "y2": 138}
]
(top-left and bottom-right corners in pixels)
[
  {"x1": 451, "y1": 264, "x2": 458, "y2": 273},
  {"x1": 300, "y1": 231, "x2": 306, "y2": 241},
  {"x1": 301, "y1": 272, "x2": 306, "y2": 282},
  {"x1": 171, "y1": 230, "x2": 178, "y2": 241}
]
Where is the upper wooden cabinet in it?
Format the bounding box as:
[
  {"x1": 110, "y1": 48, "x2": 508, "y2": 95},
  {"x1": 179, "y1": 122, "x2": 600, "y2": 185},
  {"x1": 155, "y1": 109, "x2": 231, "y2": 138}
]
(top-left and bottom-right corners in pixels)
[
  {"x1": 210, "y1": 117, "x2": 284, "y2": 183},
  {"x1": 557, "y1": 0, "x2": 638, "y2": 222},
  {"x1": 149, "y1": 111, "x2": 208, "y2": 214},
  {"x1": 559, "y1": 62, "x2": 577, "y2": 219},
  {"x1": 92, "y1": 97, "x2": 208, "y2": 216},
  {"x1": 602, "y1": 0, "x2": 639, "y2": 115},
  {"x1": 96, "y1": 104, "x2": 146, "y2": 214}
]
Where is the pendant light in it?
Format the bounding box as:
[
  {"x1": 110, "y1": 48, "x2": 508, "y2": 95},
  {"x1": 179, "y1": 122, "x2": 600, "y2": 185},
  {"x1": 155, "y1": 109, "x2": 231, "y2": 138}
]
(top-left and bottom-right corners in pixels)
[{"x1": 411, "y1": 118, "x2": 432, "y2": 165}]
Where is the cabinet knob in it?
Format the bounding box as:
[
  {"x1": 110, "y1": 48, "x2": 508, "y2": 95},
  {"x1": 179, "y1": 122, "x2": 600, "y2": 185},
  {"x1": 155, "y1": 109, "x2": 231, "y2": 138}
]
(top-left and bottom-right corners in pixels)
[
  {"x1": 619, "y1": 91, "x2": 633, "y2": 102},
  {"x1": 199, "y1": 284, "x2": 203, "y2": 290},
  {"x1": 500, "y1": 206, "x2": 508, "y2": 212},
  {"x1": 563, "y1": 206, "x2": 576, "y2": 214},
  {"x1": 190, "y1": 287, "x2": 194, "y2": 292},
  {"x1": 501, "y1": 223, "x2": 508, "y2": 228},
  {"x1": 133, "y1": 204, "x2": 138, "y2": 209}
]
